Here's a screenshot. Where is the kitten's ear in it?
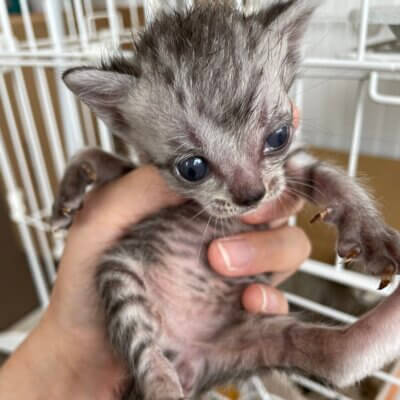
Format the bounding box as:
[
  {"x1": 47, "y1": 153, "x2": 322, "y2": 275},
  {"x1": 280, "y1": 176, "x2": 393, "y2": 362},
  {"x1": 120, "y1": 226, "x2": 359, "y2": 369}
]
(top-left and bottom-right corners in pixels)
[
  {"x1": 256, "y1": 0, "x2": 319, "y2": 85},
  {"x1": 258, "y1": 0, "x2": 318, "y2": 37},
  {"x1": 63, "y1": 66, "x2": 134, "y2": 128}
]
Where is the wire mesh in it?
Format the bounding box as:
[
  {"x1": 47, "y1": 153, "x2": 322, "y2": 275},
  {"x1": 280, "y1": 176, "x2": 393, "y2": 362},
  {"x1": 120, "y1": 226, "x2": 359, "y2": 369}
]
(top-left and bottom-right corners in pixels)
[{"x1": 0, "y1": 0, "x2": 400, "y2": 399}]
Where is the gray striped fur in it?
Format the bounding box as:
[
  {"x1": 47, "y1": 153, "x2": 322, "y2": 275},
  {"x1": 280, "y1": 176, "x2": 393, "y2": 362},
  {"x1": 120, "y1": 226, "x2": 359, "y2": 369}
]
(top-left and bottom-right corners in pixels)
[{"x1": 53, "y1": 1, "x2": 400, "y2": 399}]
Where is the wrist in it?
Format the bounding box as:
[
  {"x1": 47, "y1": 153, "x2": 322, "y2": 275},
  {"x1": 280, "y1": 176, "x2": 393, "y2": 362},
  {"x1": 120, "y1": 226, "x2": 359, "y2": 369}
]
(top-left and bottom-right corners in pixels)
[
  {"x1": 40, "y1": 311, "x2": 126, "y2": 400},
  {"x1": 0, "y1": 311, "x2": 125, "y2": 400}
]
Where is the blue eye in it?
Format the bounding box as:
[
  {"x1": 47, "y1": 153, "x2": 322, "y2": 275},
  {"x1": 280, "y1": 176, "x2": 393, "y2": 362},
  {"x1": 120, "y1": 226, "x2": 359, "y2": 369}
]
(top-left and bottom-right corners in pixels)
[
  {"x1": 266, "y1": 125, "x2": 291, "y2": 151},
  {"x1": 177, "y1": 157, "x2": 209, "y2": 182}
]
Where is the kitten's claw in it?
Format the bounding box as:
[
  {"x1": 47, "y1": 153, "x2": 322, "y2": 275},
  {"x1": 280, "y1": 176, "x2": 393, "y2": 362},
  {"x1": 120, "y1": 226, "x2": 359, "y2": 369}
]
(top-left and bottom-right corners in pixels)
[
  {"x1": 343, "y1": 246, "x2": 361, "y2": 264},
  {"x1": 378, "y1": 279, "x2": 391, "y2": 290},
  {"x1": 51, "y1": 163, "x2": 96, "y2": 232},
  {"x1": 310, "y1": 208, "x2": 333, "y2": 224},
  {"x1": 51, "y1": 205, "x2": 75, "y2": 232},
  {"x1": 61, "y1": 207, "x2": 72, "y2": 217},
  {"x1": 310, "y1": 197, "x2": 400, "y2": 280},
  {"x1": 51, "y1": 225, "x2": 60, "y2": 234},
  {"x1": 81, "y1": 162, "x2": 97, "y2": 183},
  {"x1": 378, "y1": 266, "x2": 395, "y2": 290}
]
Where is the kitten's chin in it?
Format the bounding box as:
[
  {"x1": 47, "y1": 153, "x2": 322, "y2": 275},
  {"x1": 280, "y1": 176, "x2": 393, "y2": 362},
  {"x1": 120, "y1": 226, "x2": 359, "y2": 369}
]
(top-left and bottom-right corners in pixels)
[{"x1": 206, "y1": 203, "x2": 246, "y2": 219}]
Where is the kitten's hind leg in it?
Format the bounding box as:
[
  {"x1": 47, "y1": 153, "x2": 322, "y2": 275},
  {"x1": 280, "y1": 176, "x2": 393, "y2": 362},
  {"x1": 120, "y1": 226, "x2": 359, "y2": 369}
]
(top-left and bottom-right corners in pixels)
[
  {"x1": 52, "y1": 147, "x2": 134, "y2": 230},
  {"x1": 194, "y1": 290, "x2": 400, "y2": 392},
  {"x1": 97, "y1": 255, "x2": 183, "y2": 400}
]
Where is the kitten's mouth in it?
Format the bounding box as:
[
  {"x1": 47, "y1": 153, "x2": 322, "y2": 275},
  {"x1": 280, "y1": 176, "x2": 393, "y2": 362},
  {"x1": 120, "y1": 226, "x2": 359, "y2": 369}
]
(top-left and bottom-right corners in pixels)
[{"x1": 208, "y1": 201, "x2": 251, "y2": 219}]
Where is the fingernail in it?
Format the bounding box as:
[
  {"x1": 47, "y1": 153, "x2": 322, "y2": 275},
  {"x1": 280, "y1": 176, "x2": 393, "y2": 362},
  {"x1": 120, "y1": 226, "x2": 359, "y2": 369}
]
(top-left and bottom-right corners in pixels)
[
  {"x1": 257, "y1": 285, "x2": 269, "y2": 312},
  {"x1": 257, "y1": 286, "x2": 280, "y2": 313},
  {"x1": 216, "y1": 238, "x2": 255, "y2": 271}
]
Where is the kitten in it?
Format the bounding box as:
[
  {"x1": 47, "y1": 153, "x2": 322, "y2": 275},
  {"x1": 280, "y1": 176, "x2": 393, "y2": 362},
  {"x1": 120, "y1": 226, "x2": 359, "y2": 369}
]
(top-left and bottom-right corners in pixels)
[{"x1": 52, "y1": 1, "x2": 400, "y2": 399}]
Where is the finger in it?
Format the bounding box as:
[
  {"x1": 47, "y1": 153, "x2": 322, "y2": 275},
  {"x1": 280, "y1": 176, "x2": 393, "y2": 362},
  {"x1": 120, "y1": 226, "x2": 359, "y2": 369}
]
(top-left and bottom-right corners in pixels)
[
  {"x1": 242, "y1": 284, "x2": 289, "y2": 314},
  {"x1": 72, "y1": 165, "x2": 183, "y2": 232},
  {"x1": 209, "y1": 226, "x2": 311, "y2": 277},
  {"x1": 241, "y1": 193, "x2": 304, "y2": 225},
  {"x1": 66, "y1": 166, "x2": 183, "y2": 259}
]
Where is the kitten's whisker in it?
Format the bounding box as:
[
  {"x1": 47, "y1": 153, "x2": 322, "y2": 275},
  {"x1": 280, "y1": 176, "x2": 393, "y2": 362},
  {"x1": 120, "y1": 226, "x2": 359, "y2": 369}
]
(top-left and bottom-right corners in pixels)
[
  {"x1": 188, "y1": 201, "x2": 214, "y2": 222},
  {"x1": 285, "y1": 186, "x2": 321, "y2": 206},
  {"x1": 286, "y1": 177, "x2": 328, "y2": 203},
  {"x1": 286, "y1": 176, "x2": 327, "y2": 197},
  {"x1": 285, "y1": 184, "x2": 316, "y2": 203},
  {"x1": 189, "y1": 207, "x2": 208, "y2": 222}
]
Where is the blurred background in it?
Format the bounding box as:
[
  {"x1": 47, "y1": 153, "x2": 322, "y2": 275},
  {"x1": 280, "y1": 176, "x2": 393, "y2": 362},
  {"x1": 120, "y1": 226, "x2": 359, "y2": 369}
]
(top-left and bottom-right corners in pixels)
[{"x1": 0, "y1": 0, "x2": 400, "y2": 399}]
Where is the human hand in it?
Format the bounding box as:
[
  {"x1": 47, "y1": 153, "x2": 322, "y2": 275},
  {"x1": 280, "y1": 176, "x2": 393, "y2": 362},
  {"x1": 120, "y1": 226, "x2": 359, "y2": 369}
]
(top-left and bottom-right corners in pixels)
[
  {"x1": 43, "y1": 166, "x2": 183, "y2": 398},
  {"x1": 0, "y1": 165, "x2": 310, "y2": 400},
  {"x1": 209, "y1": 193, "x2": 310, "y2": 315},
  {"x1": 0, "y1": 166, "x2": 183, "y2": 400}
]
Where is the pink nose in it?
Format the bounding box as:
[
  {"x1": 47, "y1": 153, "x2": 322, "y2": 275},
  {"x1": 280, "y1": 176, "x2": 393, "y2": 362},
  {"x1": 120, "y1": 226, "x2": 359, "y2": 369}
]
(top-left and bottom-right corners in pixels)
[{"x1": 233, "y1": 188, "x2": 266, "y2": 207}]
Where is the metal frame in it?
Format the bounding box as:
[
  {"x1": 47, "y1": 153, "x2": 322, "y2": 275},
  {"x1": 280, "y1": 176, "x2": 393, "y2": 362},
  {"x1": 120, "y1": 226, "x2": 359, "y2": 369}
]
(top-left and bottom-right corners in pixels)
[{"x1": 0, "y1": 0, "x2": 400, "y2": 398}]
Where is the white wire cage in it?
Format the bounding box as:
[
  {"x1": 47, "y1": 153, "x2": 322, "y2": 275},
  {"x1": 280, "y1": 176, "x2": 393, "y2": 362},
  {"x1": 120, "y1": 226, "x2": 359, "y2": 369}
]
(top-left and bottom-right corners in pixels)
[{"x1": 0, "y1": 0, "x2": 400, "y2": 399}]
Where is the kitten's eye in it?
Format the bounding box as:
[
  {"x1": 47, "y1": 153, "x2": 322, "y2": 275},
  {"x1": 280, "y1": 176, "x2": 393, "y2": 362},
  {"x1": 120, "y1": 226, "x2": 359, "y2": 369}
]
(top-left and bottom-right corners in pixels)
[
  {"x1": 177, "y1": 157, "x2": 209, "y2": 182},
  {"x1": 265, "y1": 125, "x2": 291, "y2": 151}
]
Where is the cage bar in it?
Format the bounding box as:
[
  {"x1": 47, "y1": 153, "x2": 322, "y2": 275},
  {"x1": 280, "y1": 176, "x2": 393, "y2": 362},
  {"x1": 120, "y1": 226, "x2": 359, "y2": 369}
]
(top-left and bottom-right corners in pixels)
[
  {"x1": 128, "y1": 0, "x2": 141, "y2": 28},
  {"x1": 290, "y1": 375, "x2": 351, "y2": 400},
  {"x1": 0, "y1": 1, "x2": 400, "y2": 399},
  {"x1": 106, "y1": 0, "x2": 120, "y2": 47},
  {"x1": 370, "y1": 72, "x2": 400, "y2": 106},
  {"x1": 81, "y1": 103, "x2": 98, "y2": 147},
  {"x1": 0, "y1": 127, "x2": 49, "y2": 306},
  {"x1": 20, "y1": 0, "x2": 66, "y2": 180},
  {"x1": 45, "y1": 0, "x2": 85, "y2": 157},
  {"x1": 73, "y1": 0, "x2": 90, "y2": 51},
  {"x1": 64, "y1": 0, "x2": 78, "y2": 38},
  {"x1": 357, "y1": 0, "x2": 370, "y2": 61},
  {"x1": 0, "y1": 74, "x2": 55, "y2": 282},
  {"x1": 348, "y1": 79, "x2": 368, "y2": 177},
  {"x1": 98, "y1": 118, "x2": 114, "y2": 152}
]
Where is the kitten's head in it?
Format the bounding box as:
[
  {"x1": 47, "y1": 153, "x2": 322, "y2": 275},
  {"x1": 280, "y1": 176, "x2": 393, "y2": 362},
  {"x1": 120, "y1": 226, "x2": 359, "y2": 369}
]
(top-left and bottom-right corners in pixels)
[{"x1": 63, "y1": 0, "x2": 317, "y2": 218}]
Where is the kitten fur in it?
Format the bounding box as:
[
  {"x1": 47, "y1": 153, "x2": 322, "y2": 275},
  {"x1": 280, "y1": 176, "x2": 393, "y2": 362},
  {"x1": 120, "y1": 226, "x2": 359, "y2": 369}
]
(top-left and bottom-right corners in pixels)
[{"x1": 53, "y1": 1, "x2": 400, "y2": 399}]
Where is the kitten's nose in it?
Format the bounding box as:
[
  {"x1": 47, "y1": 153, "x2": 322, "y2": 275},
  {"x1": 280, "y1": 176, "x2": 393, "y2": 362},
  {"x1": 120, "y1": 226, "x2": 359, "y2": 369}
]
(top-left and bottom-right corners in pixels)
[{"x1": 234, "y1": 188, "x2": 266, "y2": 207}]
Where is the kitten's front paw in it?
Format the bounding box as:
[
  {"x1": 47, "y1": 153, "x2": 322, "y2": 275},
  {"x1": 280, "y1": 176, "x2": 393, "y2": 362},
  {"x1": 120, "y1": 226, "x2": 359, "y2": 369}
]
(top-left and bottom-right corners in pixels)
[
  {"x1": 312, "y1": 205, "x2": 400, "y2": 287},
  {"x1": 51, "y1": 162, "x2": 96, "y2": 231}
]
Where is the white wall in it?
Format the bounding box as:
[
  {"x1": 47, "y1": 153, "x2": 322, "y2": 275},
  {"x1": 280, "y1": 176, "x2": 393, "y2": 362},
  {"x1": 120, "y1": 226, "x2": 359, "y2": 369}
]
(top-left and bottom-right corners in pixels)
[{"x1": 300, "y1": 0, "x2": 400, "y2": 159}]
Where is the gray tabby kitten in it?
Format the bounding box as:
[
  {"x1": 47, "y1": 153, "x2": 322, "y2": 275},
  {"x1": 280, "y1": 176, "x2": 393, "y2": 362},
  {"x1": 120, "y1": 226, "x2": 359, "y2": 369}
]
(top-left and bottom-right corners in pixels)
[{"x1": 52, "y1": 1, "x2": 400, "y2": 399}]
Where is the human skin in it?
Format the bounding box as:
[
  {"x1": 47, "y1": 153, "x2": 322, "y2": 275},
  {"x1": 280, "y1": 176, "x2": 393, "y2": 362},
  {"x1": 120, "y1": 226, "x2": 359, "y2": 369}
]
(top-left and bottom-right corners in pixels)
[{"x1": 0, "y1": 166, "x2": 310, "y2": 400}]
